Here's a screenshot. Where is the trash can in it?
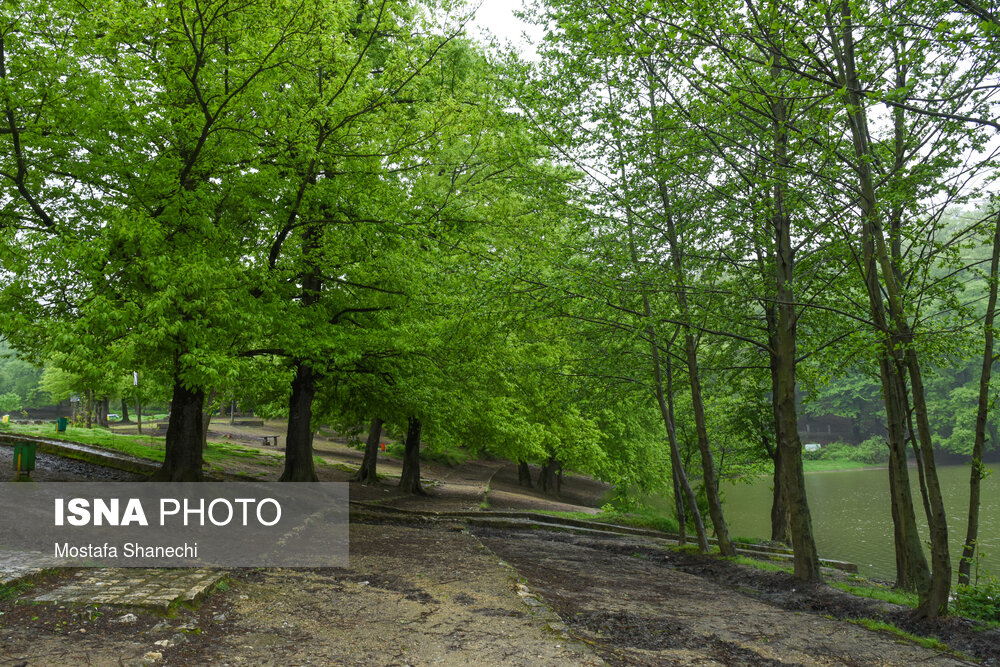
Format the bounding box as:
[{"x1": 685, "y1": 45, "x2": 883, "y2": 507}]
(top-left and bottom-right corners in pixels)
[
  {"x1": 56, "y1": 417, "x2": 68, "y2": 433},
  {"x1": 13, "y1": 442, "x2": 36, "y2": 476}
]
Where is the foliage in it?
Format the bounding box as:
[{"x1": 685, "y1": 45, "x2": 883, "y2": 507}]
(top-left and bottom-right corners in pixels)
[
  {"x1": 953, "y1": 574, "x2": 1000, "y2": 623},
  {"x1": 802, "y1": 439, "x2": 890, "y2": 466},
  {"x1": 0, "y1": 392, "x2": 21, "y2": 413}
]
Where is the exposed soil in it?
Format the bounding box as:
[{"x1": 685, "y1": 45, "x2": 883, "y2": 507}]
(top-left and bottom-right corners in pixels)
[
  {"x1": 1, "y1": 429, "x2": 998, "y2": 665},
  {"x1": 4, "y1": 518, "x2": 997, "y2": 665},
  {"x1": 473, "y1": 526, "x2": 997, "y2": 666}
]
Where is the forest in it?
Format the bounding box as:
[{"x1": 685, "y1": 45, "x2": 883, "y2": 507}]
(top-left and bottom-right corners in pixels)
[{"x1": 1, "y1": 0, "x2": 998, "y2": 622}]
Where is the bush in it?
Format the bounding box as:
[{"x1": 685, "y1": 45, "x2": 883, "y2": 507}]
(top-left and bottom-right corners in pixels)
[
  {"x1": 0, "y1": 392, "x2": 21, "y2": 413},
  {"x1": 801, "y1": 438, "x2": 889, "y2": 465},
  {"x1": 953, "y1": 574, "x2": 1000, "y2": 622}
]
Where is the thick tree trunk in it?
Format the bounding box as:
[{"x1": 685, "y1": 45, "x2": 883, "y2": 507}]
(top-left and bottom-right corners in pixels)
[
  {"x1": 280, "y1": 362, "x2": 318, "y2": 482},
  {"x1": 959, "y1": 215, "x2": 1000, "y2": 585},
  {"x1": 96, "y1": 396, "x2": 110, "y2": 428},
  {"x1": 353, "y1": 417, "x2": 383, "y2": 485},
  {"x1": 517, "y1": 459, "x2": 533, "y2": 488},
  {"x1": 150, "y1": 375, "x2": 205, "y2": 481},
  {"x1": 120, "y1": 398, "x2": 131, "y2": 424},
  {"x1": 537, "y1": 456, "x2": 561, "y2": 495},
  {"x1": 398, "y1": 417, "x2": 426, "y2": 495}
]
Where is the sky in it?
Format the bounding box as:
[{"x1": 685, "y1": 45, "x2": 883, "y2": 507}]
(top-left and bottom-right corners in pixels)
[{"x1": 468, "y1": 0, "x2": 544, "y2": 58}]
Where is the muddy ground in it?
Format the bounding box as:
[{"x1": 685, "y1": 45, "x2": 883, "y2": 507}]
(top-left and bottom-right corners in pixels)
[
  {"x1": 2, "y1": 428, "x2": 999, "y2": 665},
  {"x1": 3, "y1": 518, "x2": 999, "y2": 666}
]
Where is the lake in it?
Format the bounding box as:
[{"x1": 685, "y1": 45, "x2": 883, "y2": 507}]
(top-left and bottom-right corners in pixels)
[{"x1": 723, "y1": 464, "x2": 1000, "y2": 583}]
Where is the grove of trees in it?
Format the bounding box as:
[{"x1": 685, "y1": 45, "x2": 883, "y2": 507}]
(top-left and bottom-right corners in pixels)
[{"x1": 2, "y1": 0, "x2": 998, "y2": 620}]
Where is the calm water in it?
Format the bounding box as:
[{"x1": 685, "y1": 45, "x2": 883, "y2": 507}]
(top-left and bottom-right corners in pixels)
[{"x1": 723, "y1": 464, "x2": 1000, "y2": 582}]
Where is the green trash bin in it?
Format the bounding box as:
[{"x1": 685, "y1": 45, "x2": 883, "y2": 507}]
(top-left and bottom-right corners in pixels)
[
  {"x1": 13, "y1": 442, "x2": 36, "y2": 477},
  {"x1": 56, "y1": 417, "x2": 68, "y2": 433}
]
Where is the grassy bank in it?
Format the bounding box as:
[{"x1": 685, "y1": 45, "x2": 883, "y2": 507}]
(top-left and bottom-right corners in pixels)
[
  {"x1": 0, "y1": 422, "x2": 282, "y2": 467},
  {"x1": 801, "y1": 459, "x2": 885, "y2": 472}
]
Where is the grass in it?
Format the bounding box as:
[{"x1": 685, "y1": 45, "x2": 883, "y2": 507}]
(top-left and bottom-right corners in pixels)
[
  {"x1": 531, "y1": 507, "x2": 680, "y2": 534},
  {"x1": 726, "y1": 555, "x2": 793, "y2": 573},
  {"x1": 4, "y1": 422, "x2": 285, "y2": 467},
  {"x1": 4, "y1": 423, "x2": 167, "y2": 460},
  {"x1": 852, "y1": 618, "x2": 953, "y2": 653},
  {"x1": 831, "y1": 580, "x2": 918, "y2": 608}
]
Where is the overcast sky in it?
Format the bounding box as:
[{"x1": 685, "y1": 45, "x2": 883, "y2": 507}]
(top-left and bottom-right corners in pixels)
[{"x1": 469, "y1": 0, "x2": 544, "y2": 58}]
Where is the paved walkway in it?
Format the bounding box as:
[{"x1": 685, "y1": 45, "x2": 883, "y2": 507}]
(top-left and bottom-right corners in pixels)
[{"x1": 34, "y1": 568, "x2": 226, "y2": 611}]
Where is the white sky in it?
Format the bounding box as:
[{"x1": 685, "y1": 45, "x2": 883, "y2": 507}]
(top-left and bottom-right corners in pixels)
[{"x1": 468, "y1": 0, "x2": 544, "y2": 59}]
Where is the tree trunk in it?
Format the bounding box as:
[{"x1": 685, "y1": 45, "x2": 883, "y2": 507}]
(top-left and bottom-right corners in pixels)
[
  {"x1": 658, "y1": 201, "x2": 734, "y2": 557},
  {"x1": 200, "y1": 389, "x2": 217, "y2": 459},
  {"x1": 517, "y1": 459, "x2": 533, "y2": 488},
  {"x1": 120, "y1": 398, "x2": 131, "y2": 424},
  {"x1": 353, "y1": 417, "x2": 383, "y2": 485},
  {"x1": 398, "y1": 417, "x2": 426, "y2": 495},
  {"x1": 85, "y1": 390, "x2": 93, "y2": 428},
  {"x1": 959, "y1": 214, "x2": 1000, "y2": 585},
  {"x1": 829, "y1": 6, "x2": 945, "y2": 615},
  {"x1": 767, "y1": 439, "x2": 789, "y2": 544},
  {"x1": 150, "y1": 375, "x2": 204, "y2": 481},
  {"x1": 538, "y1": 456, "x2": 560, "y2": 495},
  {"x1": 903, "y1": 349, "x2": 952, "y2": 617},
  {"x1": 280, "y1": 361, "x2": 318, "y2": 482},
  {"x1": 654, "y1": 321, "x2": 708, "y2": 552},
  {"x1": 633, "y1": 68, "x2": 713, "y2": 554},
  {"x1": 96, "y1": 396, "x2": 110, "y2": 428},
  {"x1": 136, "y1": 401, "x2": 142, "y2": 434}
]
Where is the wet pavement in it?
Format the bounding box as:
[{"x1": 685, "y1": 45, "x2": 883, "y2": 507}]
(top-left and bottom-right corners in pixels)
[{"x1": 0, "y1": 444, "x2": 144, "y2": 482}]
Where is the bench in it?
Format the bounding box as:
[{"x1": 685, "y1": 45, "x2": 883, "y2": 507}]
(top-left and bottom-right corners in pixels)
[{"x1": 261, "y1": 435, "x2": 279, "y2": 447}]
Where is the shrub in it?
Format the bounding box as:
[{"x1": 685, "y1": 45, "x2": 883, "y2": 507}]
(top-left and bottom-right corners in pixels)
[
  {"x1": 953, "y1": 574, "x2": 1000, "y2": 623},
  {"x1": 0, "y1": 392, "x2": 21, "y2": 413},
  {"x1": 802, "y1": 438, "x2": 889, "y2": 465}
]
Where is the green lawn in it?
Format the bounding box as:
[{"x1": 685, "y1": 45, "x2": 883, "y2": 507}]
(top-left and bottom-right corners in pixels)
[{"x1": 1, "y1": 423, "x2": 281, "y2": 466}]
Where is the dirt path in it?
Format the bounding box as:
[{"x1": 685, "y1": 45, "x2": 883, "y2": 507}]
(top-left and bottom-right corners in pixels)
[
  {"x1": 3, "y1": 433, "x2": 997, "y2": 665},
  {"x1": 473, "y1": 526, "x2": 980, "y2": 666},
  {"x1": 4, "y1": 519, "x2": 995, "y2": 666}
]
